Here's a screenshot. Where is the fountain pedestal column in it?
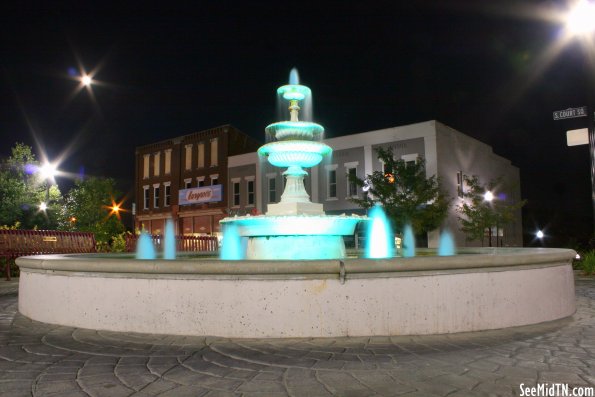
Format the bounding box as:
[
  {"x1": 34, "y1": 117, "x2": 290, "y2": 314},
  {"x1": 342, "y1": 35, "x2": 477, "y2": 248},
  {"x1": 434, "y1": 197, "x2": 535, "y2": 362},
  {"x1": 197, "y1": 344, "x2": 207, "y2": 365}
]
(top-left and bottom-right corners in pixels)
[{"x1": 267, "y1": 165, "x2": 323, "y2": 216}]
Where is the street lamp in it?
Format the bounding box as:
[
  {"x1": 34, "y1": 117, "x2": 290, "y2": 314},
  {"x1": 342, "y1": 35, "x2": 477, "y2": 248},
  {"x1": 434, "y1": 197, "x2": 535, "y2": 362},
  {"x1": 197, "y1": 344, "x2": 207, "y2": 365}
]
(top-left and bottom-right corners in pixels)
[
  {"x1": 562, "y1": 1, "x2": 595, "y2": 232},
  {"x1": 81, "y1": 75, "x2": 93, "y2": 86},
  {"x1": 566, "y1": 0, "x2": 595, "y2": 36},
  {"x1": 484, "y1": 190, "x2": 494, "y2": 202}
]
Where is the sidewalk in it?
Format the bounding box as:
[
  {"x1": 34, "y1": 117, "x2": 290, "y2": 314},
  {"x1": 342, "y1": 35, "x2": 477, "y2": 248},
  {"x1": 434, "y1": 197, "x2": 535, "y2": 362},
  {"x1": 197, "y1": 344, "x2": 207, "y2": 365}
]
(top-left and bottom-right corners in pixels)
[{"x1": 0, "y1": 276, "x2": 593, "y2": 396}]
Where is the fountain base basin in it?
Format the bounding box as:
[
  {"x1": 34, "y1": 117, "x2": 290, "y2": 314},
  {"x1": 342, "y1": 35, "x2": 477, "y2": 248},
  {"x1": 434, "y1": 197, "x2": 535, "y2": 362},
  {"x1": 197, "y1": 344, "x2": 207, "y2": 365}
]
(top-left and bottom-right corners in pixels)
[{"x1": 17, "y1": 248, "x2": 576, "y2": 338}]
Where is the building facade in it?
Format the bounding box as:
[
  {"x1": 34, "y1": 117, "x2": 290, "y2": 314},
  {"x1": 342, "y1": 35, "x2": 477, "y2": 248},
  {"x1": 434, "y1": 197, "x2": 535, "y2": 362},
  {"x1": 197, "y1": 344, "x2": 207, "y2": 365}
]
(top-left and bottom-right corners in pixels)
[
  {"x1": 134, "y1": 125, "x2": 260, "y2": 236},
  {"x1": 136, "y1": 120, "x2": 522, "y2": 247},
  {"x1": 227, "y1": 120, "x2": 523, "y2": 247}
]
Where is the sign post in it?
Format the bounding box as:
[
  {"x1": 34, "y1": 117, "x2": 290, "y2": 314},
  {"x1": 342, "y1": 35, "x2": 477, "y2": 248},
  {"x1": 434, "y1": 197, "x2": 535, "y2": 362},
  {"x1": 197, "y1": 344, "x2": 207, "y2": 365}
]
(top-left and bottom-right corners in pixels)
[{"x1": 556, "y1": 105, "x2": 595, "y2": 233}]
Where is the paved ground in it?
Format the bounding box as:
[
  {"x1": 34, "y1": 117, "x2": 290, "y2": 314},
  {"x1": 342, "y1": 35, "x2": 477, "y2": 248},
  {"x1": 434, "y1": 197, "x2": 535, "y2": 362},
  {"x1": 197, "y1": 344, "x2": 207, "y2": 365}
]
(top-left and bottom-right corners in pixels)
[{"x1": 0, "y1": 277, "x2": 594, "y2": 397}]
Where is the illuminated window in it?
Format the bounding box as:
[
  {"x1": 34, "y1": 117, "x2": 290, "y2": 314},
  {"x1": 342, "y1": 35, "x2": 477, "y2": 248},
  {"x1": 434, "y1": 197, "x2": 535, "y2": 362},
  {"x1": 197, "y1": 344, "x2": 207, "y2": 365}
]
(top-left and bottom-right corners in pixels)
[
  {"x1": 210, "y1": 138, "x2": 218, "y2": 166},
  {"x1": 184, "y1": 178, "x2": 192, "y2": 189},
  {"x1": 143, "y1": 186, "x2": 149, "y2": 209},
  {"x1": 143, "y1": 154, "x2": 150, "y2": 179},
  {"x1": 185, "y1": 144, "x2": 192, "y2": 171},
  {"x1": 210, "y1": 174, "x2": 219, "y2": 186},
  {"x1": 164, "y1": 182, "x2": 171, "y2": 206},
  {"x1": 164, "y1": 149, "x2": 172, "y2": 174},
  {"x1": 153, "y1": 152, "x2": 160, "y2": 177},
  {"x1": 197, "y1": 142, "x2": 205, "y2": 168},
  {"x1": 197, "y1": 176, "x2": 205, "y2": 187},
  {"x1": 153, "y1": 184, "x2": 160, "y2": 208},
  {"x1": 246, "y1": 177, "x2": 255, "y2": 206}
]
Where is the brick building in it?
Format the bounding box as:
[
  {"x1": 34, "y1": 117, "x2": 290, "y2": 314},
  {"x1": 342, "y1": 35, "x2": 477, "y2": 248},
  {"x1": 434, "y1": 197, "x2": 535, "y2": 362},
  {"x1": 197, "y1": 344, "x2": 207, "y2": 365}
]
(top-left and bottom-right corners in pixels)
[{"x1": 134, "y1": 125, "x2": 260, "y2": 236}]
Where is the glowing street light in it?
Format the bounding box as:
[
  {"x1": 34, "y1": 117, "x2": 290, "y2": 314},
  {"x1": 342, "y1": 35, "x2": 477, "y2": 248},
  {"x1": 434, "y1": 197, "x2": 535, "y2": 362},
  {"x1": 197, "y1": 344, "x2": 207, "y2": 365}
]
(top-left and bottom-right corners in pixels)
[
  {"x1": 39, "y1": 162, "x2": 57, "y2": 181},
  {"x1": 536, "y1": 230, "x2": 545, "y2": 239},
  {"x1": 566, "y1": 0, "x2": 595, "y2": 36},
  {"x1": 39, "y1": 202, "x2": 48, "y2": 212},
  {"x1": 81, "y1": 75, "x2": 93, "y2": 87},
  {"x1": 484, "y1": 191, "x2": 494, "y2": 202}
]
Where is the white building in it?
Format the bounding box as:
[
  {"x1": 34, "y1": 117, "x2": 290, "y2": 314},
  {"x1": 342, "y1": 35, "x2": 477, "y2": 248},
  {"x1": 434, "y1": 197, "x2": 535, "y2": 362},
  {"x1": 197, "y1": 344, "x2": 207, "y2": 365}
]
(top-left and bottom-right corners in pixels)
[{"x1": 228, "y1": 120, "x2": 523, "y2": 248}]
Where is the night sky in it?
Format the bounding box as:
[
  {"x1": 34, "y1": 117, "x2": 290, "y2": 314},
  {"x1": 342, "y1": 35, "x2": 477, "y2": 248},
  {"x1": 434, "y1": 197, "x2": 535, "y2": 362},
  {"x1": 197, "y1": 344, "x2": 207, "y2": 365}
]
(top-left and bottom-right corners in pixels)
[{"x1": 2, "y1": 1, "x2": 594, "y2": 246}]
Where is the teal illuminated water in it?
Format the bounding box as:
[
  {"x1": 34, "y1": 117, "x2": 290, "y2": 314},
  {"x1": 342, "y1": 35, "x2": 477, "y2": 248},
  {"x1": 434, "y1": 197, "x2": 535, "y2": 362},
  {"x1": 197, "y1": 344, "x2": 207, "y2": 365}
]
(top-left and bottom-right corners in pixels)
[
  {"x1": 365, "y1": 205, "x2": 394, "y2": 259},
  {"x1": 402, "y1": 224, "x2": 416, "y2": 258},
  {"x1": 136, "y1": 231, "x2": 156, "y2": 260},
  {"x1": 220, "y1": 223, "x2": 244, "y2": 260},
  {"x1": 438, "y1": 229, "x2": 456, "y2": 256},
  {"x1": 163, "y1": 219, "x2": 176, "y2": 260}
]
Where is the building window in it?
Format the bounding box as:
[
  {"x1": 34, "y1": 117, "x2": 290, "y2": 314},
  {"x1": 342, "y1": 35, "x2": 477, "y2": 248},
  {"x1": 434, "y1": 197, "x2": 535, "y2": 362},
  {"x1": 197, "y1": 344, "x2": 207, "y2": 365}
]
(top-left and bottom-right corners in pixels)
[
  {"x1": 401, "y1": 153, "x2": 418, "y2": 166},
  {"x1": 246, "y1": 178, "x2": 255, "y2": 206},
  {"x1": 143, "y1": 154, "x2": 150, "y2": 179},
  {"x1": 184, "y1": 178, "x2": 192, "y2": 189},
  {"x1": 143, "y1": 186, "x2": 149, "y2": 209},
  {"x1": 197, "y1": 142, "x2": 205, "y2": 169},
  {"x1": 325, "y1": 164, "x2": 338, "y2": 200},
  {"x1": 210, "y1": 174, "x2": 219, "y2": 185},
  {"x1": 197, "y1": 176, "x2": 205, "y2": 187},
  {"x1": 185, "y1": 144, "x2": 192, "y2": 171},
  {"x1": 210, "y1": 138, "x2": 218, "y2": 167},
  {"x1": 232, "y1": 179, "x2": 240, "y2": 207},
  {"x1": 153, "y1": 152, "x2": 160, "y2": 177},
  {"x1": 328, "y1": 169, "x2": 337, "y2": 199},
  {"x1": 457, "y1": 171, "x2": 464, "y2": 198},
  {"x1": 164, "y1": 149, "x2": 172, "y2": 175},
  {"x1": 347, "y1": 168, "x2": 358, "y2": 197},
  {"x1": 164, "y1": 183, "x2": 171, "y2": 207},
  {"x1": 268, "y1": 176, "x2": 276, "y2": 203},
  {"x1": 153, "y1": 185, "x2": 160, "y2": 208}
]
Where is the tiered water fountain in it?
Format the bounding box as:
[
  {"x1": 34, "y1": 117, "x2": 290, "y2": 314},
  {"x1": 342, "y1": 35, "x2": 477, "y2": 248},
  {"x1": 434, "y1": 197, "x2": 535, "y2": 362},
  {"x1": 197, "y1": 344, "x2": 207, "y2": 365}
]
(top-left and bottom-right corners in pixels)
[
  {"x1": 220, "y1": 76, "x2": 363, "y2": 260},
  {"x1": 16, "y1": 72, "x2": 576, "y2": 339}
]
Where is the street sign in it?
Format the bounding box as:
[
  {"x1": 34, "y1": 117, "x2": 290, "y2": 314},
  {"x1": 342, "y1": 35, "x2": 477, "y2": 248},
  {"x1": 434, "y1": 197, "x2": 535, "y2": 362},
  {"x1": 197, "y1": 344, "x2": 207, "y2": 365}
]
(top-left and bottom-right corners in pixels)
[
  {"x1": 567, "y1": 128, "x2": 589, "y2": 146},
  {"x1": 553, "y1": 106, "x2": 588, "y2": 120}
]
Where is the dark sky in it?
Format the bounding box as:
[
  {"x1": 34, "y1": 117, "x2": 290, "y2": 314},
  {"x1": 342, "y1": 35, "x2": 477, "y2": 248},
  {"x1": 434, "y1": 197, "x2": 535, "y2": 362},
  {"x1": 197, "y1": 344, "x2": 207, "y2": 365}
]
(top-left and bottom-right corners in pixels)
[{"x1": 2, "y1": 1, "x2": 594, "y2": 246}]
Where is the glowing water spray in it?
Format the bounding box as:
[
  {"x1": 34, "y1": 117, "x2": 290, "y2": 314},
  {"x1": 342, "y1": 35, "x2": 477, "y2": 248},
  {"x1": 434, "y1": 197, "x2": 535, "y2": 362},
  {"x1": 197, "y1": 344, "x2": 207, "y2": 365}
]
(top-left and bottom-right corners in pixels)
[
  {"x1": 163, "y1": 219, "x2": 176, "y2": 260},
  {"x1": 402, "y1": 224, "x2": 416, "y2": 258},
  {"x1": 438, "y1": 229, "x2": 456, "y2": 256},
  {"x1": 365, "y1": 205, "x2": 394, "y2": 259},
  {"x1": 136, "y1": 231, "x2": 156, "y2": 260}
]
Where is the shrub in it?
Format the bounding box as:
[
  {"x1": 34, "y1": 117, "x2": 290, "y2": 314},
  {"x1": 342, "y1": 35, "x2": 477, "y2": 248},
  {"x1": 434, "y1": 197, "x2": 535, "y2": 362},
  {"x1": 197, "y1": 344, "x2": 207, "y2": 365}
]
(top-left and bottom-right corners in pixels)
[{"x1": 580, "y1": 250, "x2": 595, "y2": 276}]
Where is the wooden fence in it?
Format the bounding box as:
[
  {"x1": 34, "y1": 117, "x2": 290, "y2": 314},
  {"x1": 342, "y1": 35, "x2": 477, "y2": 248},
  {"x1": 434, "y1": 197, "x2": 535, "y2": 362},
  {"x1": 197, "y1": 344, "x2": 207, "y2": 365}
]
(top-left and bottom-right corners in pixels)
[
  {"x1": 125, "y1": 234, "x2": 219, "y2": 253},
  {"x1": 0, "y1": 230, "x2": 96, "y2": 280}
]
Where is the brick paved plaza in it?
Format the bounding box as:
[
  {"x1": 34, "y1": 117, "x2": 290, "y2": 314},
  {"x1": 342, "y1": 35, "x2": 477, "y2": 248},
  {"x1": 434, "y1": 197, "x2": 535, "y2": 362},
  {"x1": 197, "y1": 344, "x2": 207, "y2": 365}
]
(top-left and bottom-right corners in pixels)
[{"x1": 0, "y1": 276, "x2": 594, "y2": 396}]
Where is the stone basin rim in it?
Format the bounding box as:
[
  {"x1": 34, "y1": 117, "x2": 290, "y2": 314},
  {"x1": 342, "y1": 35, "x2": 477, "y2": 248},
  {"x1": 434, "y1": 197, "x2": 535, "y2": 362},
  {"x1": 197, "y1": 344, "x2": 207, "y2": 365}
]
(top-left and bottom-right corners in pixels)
[{"x1": 16, "y1": 247, "x2": 577, "y2": 276}]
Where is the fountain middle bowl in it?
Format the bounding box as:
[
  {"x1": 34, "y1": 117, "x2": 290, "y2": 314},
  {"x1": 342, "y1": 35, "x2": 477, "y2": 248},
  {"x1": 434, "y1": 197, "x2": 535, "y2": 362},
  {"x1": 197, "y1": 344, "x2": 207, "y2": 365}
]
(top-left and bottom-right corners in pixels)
[{"x1": 258, "y1": 140, "x2": 332, "y2": 168}]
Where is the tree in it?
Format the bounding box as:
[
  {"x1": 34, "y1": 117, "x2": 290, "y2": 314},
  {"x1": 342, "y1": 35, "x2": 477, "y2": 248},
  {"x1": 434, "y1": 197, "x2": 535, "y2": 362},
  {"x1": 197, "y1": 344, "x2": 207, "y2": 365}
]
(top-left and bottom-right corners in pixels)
[
  {"x1": 456, "y1": 175, "x2": 526, "y2": 246},
  {"x1": 62, "y1": 177, "x2": 125, "y2": 248},
  {"x1": 0, "y1": 143, "x2": 63, "y2": 229},
  {"x1": 348, "y1": 147, "x2": 450, "y2": 236}
]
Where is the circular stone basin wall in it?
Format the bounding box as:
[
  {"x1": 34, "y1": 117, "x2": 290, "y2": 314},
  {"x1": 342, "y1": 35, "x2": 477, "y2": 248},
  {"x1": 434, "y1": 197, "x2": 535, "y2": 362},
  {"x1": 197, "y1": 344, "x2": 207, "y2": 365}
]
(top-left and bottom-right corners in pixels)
[{"x1": 17, "y1": 248, "x2": 576, "y2": 338}]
